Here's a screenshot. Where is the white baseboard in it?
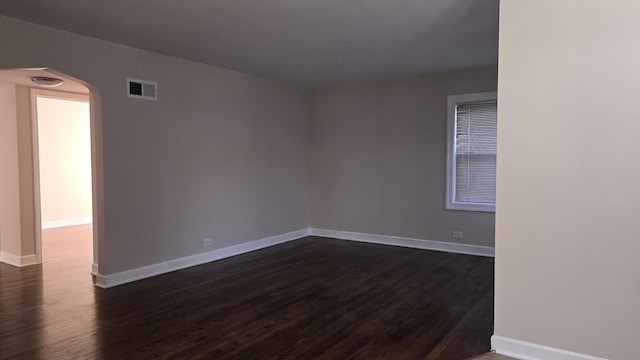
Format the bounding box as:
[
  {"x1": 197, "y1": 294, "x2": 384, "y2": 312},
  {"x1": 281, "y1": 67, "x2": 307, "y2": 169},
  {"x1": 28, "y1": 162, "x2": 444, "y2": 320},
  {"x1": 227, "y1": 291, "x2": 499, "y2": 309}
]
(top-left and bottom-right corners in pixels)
[
  {"x1": 95, "y1": 228, "x2": 309, "y2": 288},
  {"x1": 93, "y1": 227, "x2": 493, "y2": 289},
  {"x1": 42, "y1": 217, "x2": 92, "y2": 229},
  {"x1": 94, "y1": 274, "x2": 108, "y2": 288},
  {"x1": 491, "y1": 335, "x2": 607, "y2": 360},
  {"x1": 309, "y1": 228, "x2": 494, "y2": 257},
  {"x1": 91, "y1": 263, "x2": 104, "y2": 287},
  {"x1": 91, "y1": 263, "x2": 99, "y2": 276},
  {"x1": 0, "y1": 251, "x2": 39, "y2": 267}
]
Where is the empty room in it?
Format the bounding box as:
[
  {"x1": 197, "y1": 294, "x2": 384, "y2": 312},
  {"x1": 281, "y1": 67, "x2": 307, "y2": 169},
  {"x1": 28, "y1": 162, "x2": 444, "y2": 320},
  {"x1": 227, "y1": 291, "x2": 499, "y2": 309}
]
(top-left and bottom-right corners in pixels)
[{"x1": 0, "y1": 1, "x2": 638, "y2": 360}]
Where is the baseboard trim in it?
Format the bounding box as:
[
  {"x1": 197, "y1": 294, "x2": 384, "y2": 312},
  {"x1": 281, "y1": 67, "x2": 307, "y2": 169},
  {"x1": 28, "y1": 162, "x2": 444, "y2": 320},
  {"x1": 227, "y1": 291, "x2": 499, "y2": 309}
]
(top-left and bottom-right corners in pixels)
[
  {"x1": 94, "y1": 227, "x2": 493, "y2": 289},
  {"x1": 42, "y1": 217, "x2": 92, "y2": 229},
  {"x1": 309, "y1": 228, "x2": 494, "y2": 257},
  {"x1": 97, "y1": 228, "x2": 310, "y2": 288},
  {"x1": 94, "y1": 274, "x2": 108, "y2": 289},
  {"x1": 491, "y1": 335, "x2": 607, "y2": 360},
  {"x1": 0, "y1": 251, "x2": 39, "y2": 267}
]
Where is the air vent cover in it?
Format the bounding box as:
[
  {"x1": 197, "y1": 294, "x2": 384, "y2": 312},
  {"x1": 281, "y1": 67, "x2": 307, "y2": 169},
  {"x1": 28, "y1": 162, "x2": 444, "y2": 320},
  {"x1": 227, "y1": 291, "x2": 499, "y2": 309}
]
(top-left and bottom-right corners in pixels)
[{"x1": 127, "y1": 78, "x2": 157, "y2": 101}]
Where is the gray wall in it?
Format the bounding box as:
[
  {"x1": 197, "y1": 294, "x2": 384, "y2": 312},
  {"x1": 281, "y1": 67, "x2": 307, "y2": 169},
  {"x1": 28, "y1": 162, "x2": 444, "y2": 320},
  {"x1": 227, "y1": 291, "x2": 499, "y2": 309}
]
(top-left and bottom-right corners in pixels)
[
  {"x1": 310, "y1": 67, "x2": 497, "y2": 247},
  {"x1": 0, "y1": 16, "x2": 310, "y2": 274}
]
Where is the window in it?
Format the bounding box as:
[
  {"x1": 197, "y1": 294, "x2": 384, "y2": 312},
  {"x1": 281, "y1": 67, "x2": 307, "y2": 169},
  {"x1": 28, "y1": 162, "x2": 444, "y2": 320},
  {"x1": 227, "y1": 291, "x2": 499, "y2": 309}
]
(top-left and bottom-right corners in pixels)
[{"x1": 446, "y1": 92, "x2": 497, "y2": 212}]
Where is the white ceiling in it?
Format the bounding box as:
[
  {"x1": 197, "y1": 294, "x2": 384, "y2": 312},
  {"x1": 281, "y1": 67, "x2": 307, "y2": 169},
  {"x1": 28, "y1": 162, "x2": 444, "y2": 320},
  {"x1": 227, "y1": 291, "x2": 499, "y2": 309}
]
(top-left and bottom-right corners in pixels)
[{"x1": 0, "y1": 0, "x2": 499, "y2": 87}]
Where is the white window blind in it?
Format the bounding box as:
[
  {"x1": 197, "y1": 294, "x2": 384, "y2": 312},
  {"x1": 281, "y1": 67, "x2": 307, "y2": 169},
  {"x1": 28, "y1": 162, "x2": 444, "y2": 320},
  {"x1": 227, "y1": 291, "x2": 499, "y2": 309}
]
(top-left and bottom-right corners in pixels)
[
  {"x1": 454, "y1": 101, "x2": 497, "y2": 204},
  {"x1": 446, "y1": 91, "x2": 497, "y2": 212}
]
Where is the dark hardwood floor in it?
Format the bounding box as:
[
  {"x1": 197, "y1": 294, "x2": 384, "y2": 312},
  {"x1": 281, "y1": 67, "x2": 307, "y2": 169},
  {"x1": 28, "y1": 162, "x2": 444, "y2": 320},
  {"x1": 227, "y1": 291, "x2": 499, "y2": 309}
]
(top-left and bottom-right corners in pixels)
[{"x1": 0, "y1": 225, "x2": 494, "y2": 359}]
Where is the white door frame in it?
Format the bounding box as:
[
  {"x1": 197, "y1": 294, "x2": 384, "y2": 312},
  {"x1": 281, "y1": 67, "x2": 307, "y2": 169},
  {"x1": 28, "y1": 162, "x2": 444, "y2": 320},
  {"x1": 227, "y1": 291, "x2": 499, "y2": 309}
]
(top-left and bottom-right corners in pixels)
[{"x1": 29, "y1": 88, "x2": 95, "y2": 267}]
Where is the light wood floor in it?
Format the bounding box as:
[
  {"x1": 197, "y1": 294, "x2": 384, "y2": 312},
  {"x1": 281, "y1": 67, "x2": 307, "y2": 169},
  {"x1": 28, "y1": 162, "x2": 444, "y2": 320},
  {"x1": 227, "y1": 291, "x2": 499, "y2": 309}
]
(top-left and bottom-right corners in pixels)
[
  {"x1": 1, "y1": 225, "x2": 495, "y2": 359},
  {"x1": 42, "y1": 222, "x2": 94, "y2": 265}
]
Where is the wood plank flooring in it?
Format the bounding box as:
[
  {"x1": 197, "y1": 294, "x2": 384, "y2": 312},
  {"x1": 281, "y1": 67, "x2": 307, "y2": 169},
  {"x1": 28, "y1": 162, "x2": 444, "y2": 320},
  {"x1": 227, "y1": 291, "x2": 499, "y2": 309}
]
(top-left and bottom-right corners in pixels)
[{"x1": 0, "y1": 225, "x2": 494, "y2": 359}]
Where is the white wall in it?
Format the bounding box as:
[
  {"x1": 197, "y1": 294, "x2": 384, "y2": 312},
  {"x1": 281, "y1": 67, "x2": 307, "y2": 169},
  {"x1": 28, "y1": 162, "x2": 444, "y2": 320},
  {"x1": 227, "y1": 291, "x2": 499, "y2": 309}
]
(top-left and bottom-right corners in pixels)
[
  {"x1": 37, "y1": 96, "x2": 92, "y2": 227},
  {"x1": 0, "y1": 83, "x2": 21, "y2": 257},
  {"x1": 310, "y1": 67, "x2": 497, "y2": 247},
  {"x1": 0, "y1": 15, "x2": 310, "y2": 275},
  {"x1": 495, "y1": 1, "x2": 640, "y2": 359}
]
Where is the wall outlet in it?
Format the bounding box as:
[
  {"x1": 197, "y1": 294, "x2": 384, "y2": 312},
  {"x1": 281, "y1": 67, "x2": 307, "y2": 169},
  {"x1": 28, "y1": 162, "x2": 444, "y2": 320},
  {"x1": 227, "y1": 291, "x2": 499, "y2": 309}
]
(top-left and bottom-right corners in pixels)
[
  {"x1": 451, "y1": 231, "x2": 463, "y2": 239},
  {"x1": 203, "y1": 238, "x2": 213, "y2": 246}
]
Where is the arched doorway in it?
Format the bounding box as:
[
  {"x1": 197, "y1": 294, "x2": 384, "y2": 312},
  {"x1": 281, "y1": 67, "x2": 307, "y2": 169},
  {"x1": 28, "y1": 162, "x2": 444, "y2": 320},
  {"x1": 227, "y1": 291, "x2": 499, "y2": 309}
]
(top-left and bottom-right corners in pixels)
[{"x1": 0, "y1": 67, "x2": 104, "y2": 286}]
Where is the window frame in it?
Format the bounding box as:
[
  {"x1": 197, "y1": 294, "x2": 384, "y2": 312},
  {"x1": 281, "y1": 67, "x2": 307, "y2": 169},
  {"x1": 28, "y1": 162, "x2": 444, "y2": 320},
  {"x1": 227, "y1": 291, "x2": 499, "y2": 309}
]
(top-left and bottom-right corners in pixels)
[{"x1": 446, "y1": 91, "x2": 497, "y2": 212}]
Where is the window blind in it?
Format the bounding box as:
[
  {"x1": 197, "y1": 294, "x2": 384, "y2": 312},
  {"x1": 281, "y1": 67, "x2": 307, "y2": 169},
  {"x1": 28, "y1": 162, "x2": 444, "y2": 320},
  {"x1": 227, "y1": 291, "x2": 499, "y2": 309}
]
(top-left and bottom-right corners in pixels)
[{"x1": 454, "y1": 101, "x2": 497, "y2": 204}]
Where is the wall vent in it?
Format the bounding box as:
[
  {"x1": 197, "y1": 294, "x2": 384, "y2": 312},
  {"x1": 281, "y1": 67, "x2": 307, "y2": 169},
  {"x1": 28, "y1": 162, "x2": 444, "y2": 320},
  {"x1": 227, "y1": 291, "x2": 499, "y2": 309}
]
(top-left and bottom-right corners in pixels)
[{"x1": 127, "y1": 78, "x2": 157, "y2": 101}]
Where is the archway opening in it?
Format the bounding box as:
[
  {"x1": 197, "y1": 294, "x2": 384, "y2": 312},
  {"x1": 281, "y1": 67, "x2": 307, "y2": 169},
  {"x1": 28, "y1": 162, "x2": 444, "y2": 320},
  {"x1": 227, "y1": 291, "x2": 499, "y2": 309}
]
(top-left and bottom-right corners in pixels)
[{"x1": 0, "y1": 68, "x2": 104, "y2": 286}]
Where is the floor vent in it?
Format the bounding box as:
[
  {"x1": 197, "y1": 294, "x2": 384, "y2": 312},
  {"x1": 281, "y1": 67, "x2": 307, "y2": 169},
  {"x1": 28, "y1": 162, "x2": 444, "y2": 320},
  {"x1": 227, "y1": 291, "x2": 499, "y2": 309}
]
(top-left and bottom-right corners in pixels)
[{"x1": 127, "y1": 78, "x2": 157, "y2": 101}]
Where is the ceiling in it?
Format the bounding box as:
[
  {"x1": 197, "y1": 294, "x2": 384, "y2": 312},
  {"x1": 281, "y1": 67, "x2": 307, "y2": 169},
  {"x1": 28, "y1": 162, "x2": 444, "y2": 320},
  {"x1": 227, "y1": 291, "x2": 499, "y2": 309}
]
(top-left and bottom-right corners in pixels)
[{"x1": 0, "y1": 0, "x2": 499, "y2": 87}]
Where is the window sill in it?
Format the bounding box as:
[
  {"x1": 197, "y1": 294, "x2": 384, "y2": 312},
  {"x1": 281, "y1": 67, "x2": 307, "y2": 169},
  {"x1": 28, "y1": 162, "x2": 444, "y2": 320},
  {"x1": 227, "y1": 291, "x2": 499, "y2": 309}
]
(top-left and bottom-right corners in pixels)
[{"x1": 446, "y1": 202, "x2": 495, "y2": 213}]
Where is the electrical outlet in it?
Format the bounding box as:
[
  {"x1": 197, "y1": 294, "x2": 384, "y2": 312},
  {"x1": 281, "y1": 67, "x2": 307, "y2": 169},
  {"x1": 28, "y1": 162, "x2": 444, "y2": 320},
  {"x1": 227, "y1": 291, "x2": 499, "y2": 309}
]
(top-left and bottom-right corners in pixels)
[
  {"x1": 203, "y1": 238, "x2": 213, "y2": 246},
  {"x1": 451, "y1": 231, "x2": 463, "y2": 239}
]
